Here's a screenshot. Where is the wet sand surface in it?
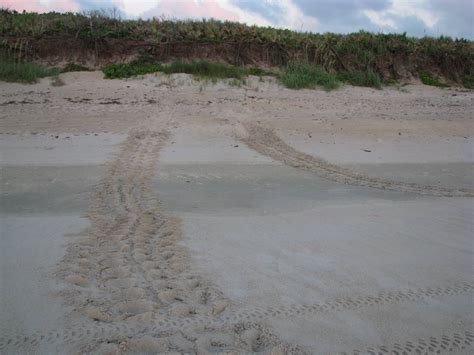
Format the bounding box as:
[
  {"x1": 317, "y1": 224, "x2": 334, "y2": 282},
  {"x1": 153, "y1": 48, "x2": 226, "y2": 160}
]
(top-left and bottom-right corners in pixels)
[
  {"x1": 286, "y1": 135, "x2": 474, "y2": 190},
  {"x1": 1, "y1": 217, "x2": 87, "y2": 337},
  {"x1": 1, "y1": 73, "x2": 473, "y2": 353},
  {"x1": 0, "y1": 134, "x2": 120, "y2": 352}
]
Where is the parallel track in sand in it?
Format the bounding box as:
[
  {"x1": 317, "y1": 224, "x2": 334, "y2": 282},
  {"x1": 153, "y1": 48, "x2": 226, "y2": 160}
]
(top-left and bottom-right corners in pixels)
[
  {"x1": 1, "y1": 128, "x2": 473, "y2": 353},
  {"x1": 1, "y1": 282, "x2": 473, "y2": 353},
  {"x1": 13, "y1": 129, "x2": 292, "y2": 353},
  {"x1": 240, "y1": 123, "x2": 474, "y2": 197}
]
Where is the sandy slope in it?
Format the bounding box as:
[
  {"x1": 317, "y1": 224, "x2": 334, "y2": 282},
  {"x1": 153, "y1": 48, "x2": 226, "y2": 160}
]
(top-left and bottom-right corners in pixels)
[{"x1": 1, "y1": 72, "x2": 473, "y2": 353}]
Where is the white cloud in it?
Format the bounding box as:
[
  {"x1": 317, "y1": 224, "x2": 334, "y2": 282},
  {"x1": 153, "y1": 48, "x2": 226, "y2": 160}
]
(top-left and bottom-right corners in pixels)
[
  {"x1": 364, "y1": 0, "x2": 439, "y2": 30},
  {"x1": 389, "y1": 0, "x2": 438, "y2": 28},
  {"x1": 271, "y1": 0, "x2": 318, "y2": 32},
  {"x1": 212, "y1": 0, "x2": 274, "y2": 27},
  {"x1": 115, "y1": 0, "x2": 156, "y2": 17},
  {"x1": 363, "y1": 9, "x2": 396, "y2": 29}
]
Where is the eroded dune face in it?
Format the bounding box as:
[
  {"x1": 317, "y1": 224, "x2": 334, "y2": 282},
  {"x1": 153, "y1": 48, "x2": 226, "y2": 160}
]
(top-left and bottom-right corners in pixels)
[{"x1": 1, "y1": 74, "x2": 473, "y2": 353}]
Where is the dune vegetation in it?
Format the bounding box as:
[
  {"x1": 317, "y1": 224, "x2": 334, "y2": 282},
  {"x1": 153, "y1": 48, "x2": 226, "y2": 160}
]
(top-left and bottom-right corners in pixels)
[{"x1": 1, "y1": 9, "x2": 473, "y2": 89}]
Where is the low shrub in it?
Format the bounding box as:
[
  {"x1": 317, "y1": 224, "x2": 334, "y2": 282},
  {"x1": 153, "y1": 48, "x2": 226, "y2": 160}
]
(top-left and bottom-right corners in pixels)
[
  {"x1": 61, "y1": 63, "x2": 91, "y2": 73},
  {"x1": 162, "y1": 60, "x2": 246, "y2": 79},
  {"x1": 279, "y1": 63, "x2": 341, "y2": 90},
  {"x1": 462, "y1": 73, "x2": 474, "y2": 89},
  {"x1": 0, "y1": 60, "x2": 59, "y2": 83},
  {"x1": 102, "y1": 60, "x2": 275, "y2": 81},
  {"x1": 337, "y1": 69, "x2": 382, "y2": 88},
  {"x1": 418, "y1": 70, "x2": 450, "y2": 87},
  {"x1": 103, "y1": 62, "x2": 162, "y2": 78}
]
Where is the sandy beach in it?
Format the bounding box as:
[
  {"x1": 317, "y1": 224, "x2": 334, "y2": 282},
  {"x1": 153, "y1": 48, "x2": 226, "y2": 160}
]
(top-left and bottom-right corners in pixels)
[{"x1": 1, "y1": 72, "x2": 473, "y2": 353}]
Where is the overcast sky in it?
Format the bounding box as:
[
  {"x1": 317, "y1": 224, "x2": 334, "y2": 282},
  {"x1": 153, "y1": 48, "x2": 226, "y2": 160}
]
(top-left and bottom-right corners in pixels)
[{"x1": 2, "y1": 0, "x2": 473, "y2": 39}]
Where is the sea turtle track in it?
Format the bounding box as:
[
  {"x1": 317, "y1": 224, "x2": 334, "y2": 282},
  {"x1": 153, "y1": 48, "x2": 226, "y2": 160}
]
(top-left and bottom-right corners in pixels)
[
  {"x1": 48, "y1": 129, "x2": 293, "y2": 353},
  {"x1": 2, "y1": 128, "x2": 473, "y2": 353},
  {"x1": 240, "y1": 123, "x2": 474, "y2": 197},
  {"x1": 2, "y1": 329, "x2": 473, "y2": 354},
  {"x1": 1, "y1": 280, "x2": 472, "y2": 352}
]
